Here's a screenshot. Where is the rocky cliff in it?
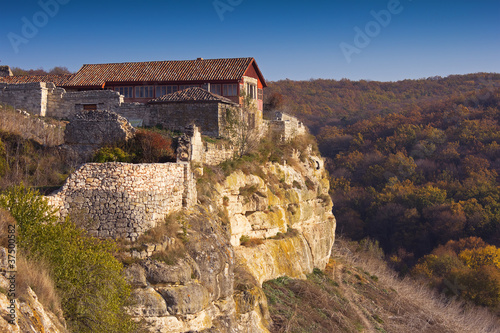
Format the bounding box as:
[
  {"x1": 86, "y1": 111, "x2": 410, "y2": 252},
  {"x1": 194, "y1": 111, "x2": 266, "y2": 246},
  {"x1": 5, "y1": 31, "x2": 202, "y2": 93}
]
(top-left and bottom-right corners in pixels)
[
  {"x1": 2, "y1": 137, "x2": 335, "y2": 333},
  {"x1": 123, "y1": 146, "x2": 336, "y2": 332}
]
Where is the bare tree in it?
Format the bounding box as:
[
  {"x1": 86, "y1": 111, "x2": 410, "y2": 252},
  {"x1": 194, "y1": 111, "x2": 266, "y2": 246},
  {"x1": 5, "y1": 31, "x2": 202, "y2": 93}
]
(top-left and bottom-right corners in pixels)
[{"x1": 223, "y1": 92, "x2": 261, "y2": 157}]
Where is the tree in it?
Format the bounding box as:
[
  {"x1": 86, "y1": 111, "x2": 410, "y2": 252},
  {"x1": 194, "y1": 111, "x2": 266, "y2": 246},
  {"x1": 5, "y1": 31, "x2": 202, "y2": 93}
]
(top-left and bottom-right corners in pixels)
[
  {"x1": 0, "y1": 185, "x2": 136, "y2": 332},
  {"x1": 223, "y1": 92, "x2": 261, "y2": 156}
]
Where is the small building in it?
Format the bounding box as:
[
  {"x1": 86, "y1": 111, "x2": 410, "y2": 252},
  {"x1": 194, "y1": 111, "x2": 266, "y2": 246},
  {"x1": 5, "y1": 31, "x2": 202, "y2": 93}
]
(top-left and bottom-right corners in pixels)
[{"x1": 148, "y1": 87, "x2": 239, "y2": 137}]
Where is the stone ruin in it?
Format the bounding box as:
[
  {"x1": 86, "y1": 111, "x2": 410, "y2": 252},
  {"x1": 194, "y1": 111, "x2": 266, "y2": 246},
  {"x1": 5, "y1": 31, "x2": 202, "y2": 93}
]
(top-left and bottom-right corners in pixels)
[
  {"x1": 65, "y1": 109, "x2": 135, "y2": 145},
  {"x1": 62, "y1": 109, "x2": 135, "y2": 163}
]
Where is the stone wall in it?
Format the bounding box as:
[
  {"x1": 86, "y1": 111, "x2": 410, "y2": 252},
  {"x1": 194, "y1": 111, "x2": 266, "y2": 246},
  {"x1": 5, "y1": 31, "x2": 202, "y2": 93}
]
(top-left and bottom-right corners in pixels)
[
  {"x1": 150, "y1": 102, "x2": 229, "y2": 137},
  {"x1": 55, "y1": 90, "x2": 123, "y2": 118},
  {"x1": 64, "y1": 109, "x2": 135, "y2": 145},
  {"x1": 0, "y1": 82, "x2": 123, "y2": 118},
  {"x1": 265, "y1": 111, "x2": 307, "y2": 141},
  {"x1": 116, "y1": 102, "x2": 151, "y2": 127},
  {"x1": 47, "y1": 162, "x2": 196, "y2": 241},
  {"x1": 187, "y1": 125, "x2": 236, "y2": 165},
  {"x1": 0, "y1": 82, "x2": 49, "y2": 116}
]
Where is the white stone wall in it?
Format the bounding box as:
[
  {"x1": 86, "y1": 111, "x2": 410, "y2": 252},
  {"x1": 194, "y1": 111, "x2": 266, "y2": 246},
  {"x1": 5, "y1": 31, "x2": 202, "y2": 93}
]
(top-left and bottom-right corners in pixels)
[
  {"x1": 0, "y1": 82, "x2": 48, "y2": 116},
  {"x1": 0, "y1": 82, "x2": 123, "y2": 118},
  {"x1": 265, "y1": 112, "x2": 306, "y2": 141},
  {"x1": 47, "y1": 162, "x2": 196, "y2": 241},
  {"x1": 188, "y1": 125, "x2": 236, "y2": 165}
]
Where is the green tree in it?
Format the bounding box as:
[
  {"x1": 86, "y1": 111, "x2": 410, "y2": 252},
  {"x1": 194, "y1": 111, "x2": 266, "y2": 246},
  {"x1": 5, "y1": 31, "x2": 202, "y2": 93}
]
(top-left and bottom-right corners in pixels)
[{"x1": 0, "y1": 185, "x2": 135, "y2": 333}]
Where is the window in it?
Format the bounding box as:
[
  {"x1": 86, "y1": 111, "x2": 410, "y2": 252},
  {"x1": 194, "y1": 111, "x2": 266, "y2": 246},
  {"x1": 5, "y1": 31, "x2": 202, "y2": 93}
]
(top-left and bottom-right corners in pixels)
[
  {"x1": 223, "y1": 84, "x2": 238, "y2": 96},
  {"x1": 179, "y1": 84, "x2": 199, "y2": 91},
  {"x1": 156, "y1": 86, "x2": 167, "y2": 97},
  {"x1": 135, "y1": 86, "x2": 154, "y2": 98},
  {"x1": 210, "y1": 84, "x2": 221, "y2": 95},
  {"x1": 258, "y1": 88, "x2": 263, "y2": 100},
  {"x1": 115, "y1": 86, "x2": 133, "y2": 98},
  {"x1": 246, "y1": 83, "x2": 257, "y2": 99},
  {"x1": 83, "y1": 104, "x2": 97, "y2": 110},
  {"x1": 156, "y1": 85, "x2": 178, "y2": 97}
]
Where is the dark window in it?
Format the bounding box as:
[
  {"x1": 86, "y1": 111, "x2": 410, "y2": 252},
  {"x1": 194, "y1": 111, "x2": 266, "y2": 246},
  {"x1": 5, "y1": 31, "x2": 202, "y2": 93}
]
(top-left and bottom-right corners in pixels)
[
  {"x1": 179, "y1": 84, "x2": 199, "y2": 91},
  {"x1": 223, "y1": 84, "x2": 238, "y2": 96},
  {"x1": 115, "y1": 86, "x2": 133, "y2": 98},
  {"x1": 135, "y1": 86, "x2": 154, "y2": 98},
  {"x1": 210, "y1": 84, "x2": 222, "y2": 95},
  {"x1": 83, "y1": 104, "x2": 97, "y2": 110}
]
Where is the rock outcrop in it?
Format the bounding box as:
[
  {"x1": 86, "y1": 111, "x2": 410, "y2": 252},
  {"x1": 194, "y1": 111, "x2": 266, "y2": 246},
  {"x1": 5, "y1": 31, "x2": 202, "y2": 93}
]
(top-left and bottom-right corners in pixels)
[{"x1": 124, "y1": 147, "x2": 336, "y2": 332}]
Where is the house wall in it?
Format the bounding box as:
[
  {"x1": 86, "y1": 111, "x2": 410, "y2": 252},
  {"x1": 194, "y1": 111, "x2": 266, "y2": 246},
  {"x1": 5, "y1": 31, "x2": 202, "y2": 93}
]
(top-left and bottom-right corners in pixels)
[
  {"x1": 47, "y1": 162, "x2": 196, "y2": 241},
  {"x1": 115, "y1": 103, "x2": 151, "y2": 127},
  {"x1": 150, "y1": 102, "x2": 223, "y2": 136}
]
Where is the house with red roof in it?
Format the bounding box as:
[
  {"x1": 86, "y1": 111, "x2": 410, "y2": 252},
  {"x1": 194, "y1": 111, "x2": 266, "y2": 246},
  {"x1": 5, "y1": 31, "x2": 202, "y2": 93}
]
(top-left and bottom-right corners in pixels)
[
  {"x1": 0, "y1": 57, "x2": 267, "y2": 111},
  {"x1": 0, "y1": 58, "x2": 267, "y2": 137}
]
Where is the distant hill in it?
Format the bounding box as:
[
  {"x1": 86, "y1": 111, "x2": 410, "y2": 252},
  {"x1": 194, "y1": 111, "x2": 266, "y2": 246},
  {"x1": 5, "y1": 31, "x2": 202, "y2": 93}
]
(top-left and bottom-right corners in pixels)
[
  {"x1": 266, "y1": 74, "x2": 500, "y2": 309},
  {"x1": 265, "y1": 73, "x2": 500, "y2": 134}
]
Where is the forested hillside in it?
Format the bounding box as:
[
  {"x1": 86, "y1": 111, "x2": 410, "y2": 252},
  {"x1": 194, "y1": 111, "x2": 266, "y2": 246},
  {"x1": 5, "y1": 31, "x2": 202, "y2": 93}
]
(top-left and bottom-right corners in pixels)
[{"x1": 266, "y1": 73, "x2": 500, "y2": 309}]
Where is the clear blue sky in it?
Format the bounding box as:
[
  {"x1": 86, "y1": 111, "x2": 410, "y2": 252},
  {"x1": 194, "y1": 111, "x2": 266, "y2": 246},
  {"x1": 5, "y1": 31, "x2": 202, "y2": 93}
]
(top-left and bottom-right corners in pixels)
[{"x1": 0, "y1": 0, "x2": 498, "y2": 82}]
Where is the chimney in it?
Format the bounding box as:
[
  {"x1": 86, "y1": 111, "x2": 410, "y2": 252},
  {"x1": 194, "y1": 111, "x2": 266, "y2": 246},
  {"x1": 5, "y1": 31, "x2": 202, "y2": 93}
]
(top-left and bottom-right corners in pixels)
[
  {"x1": 197, "y1": 57, "x2": 204, "y2": 61},
  {"x1": 0, "y1": 66, "x2": 13, "y2": 77}
]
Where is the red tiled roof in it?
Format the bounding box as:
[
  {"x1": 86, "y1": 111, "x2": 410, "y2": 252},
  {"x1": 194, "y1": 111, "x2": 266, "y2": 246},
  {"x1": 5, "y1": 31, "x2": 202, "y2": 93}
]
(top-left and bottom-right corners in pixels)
[
  {"x1": 0, "y1": 74, "x2": 73, "y2": 86},
  {"x1": 149, "y1": 87, "x2": 237, "y2": 104},
  {"x1": 66, "y1": 57, "x2": 264, "y2": 87}
]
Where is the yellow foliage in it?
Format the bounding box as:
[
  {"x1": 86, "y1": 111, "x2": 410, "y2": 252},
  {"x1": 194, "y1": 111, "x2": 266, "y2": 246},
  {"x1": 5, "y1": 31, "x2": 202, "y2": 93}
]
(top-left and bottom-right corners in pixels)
[{"x1": 459, "y1": 245, "x2": 500, "y2": 269}]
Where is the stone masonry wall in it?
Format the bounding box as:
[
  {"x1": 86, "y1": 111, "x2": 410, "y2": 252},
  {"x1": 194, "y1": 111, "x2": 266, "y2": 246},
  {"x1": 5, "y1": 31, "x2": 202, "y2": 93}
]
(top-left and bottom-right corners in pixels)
[
  {"x1": 150, "y1": 102, "x2": 221, "y2": 136},
  {"x1": 116, "y1": 102, "x2": 151, "y2": 127},
  {"x1": 47, "y1": 162, "x2": 196, "y2": 241},
  {"x1": 265, "y1": 112, "x2": 307, "y2": 141},
  {"x1": 52, "y1": 89, "x2": 123, "y2": 119},
  {"x1": 64, "y1": 109, "x2": 135, "y2": 145},
  {"x1": 0, "y1": 82, "x2": 48, "y2": 116},
  {"x1": 185, "y1": 125, "x2": 236, "y2": 165},
  {"x1": 0, "y1": 82, "x2": 123, "y2": 118}
]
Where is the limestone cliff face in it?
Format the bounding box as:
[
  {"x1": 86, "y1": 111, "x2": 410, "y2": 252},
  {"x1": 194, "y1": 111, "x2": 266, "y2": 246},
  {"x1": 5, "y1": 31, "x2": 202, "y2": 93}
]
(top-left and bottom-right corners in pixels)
[
  {"x1": 125, "y1": 150, "x2": 336, "y2": 332},
  {"x1": 219, "y1": 154, "x2": 336, "y2": 285}
]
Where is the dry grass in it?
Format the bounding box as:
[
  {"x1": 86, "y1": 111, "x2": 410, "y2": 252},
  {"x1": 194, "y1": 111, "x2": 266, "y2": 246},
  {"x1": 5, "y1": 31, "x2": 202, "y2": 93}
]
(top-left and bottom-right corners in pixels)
[
  {"x1": 116, "y1": 212, "x2": 187, "y2": 266},
  {"x1": 264, "y1": 237, "x2": 500, "y2": 333},
  {"x1": 0, "y1": 104, "x2": 65, "y2": 147},
  {"x1": 334, "y1": 237, "x2": 500, "y2": 333},
  {"x1": 0, "y1": 208, "x2": 16, "y2": 248},
  {"x1": 240, "y1": 235, "x2": 264, "y2": 247},
  {"x1": 137, "y1": 215, "x2": 181, "y2": 244},
  {"x1": 16, "y1": 254, "x2": 64, "y2": 321}
]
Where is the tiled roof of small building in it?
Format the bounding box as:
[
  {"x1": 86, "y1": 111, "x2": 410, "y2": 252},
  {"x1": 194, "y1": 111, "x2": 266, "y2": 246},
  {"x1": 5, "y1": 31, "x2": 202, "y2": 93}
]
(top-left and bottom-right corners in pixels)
[
  {"x1": 65, "y1": 57, "x2": 261, "y2": 87},
  {"x1": 0, "y1": 74, "x2": 73, "y2": 86},
  {"x1": 149, "y1": 87, "x2": 237, "y2": 104}
]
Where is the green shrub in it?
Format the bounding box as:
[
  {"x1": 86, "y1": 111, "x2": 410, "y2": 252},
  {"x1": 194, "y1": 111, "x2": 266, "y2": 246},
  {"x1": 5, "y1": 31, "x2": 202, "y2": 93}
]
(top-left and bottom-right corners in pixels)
[
  {"x1": 0, "y1": 185, "x2": 136, "y2": 333},
  {"x1": 93, "y1": 147, "x2": 133, "y2": 163}
]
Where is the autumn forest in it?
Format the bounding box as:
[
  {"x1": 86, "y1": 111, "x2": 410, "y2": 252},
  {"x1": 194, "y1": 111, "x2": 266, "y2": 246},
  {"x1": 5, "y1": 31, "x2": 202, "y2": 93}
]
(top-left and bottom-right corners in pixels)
[{"x1": 265, "y1": 73, "x2": 500, "y2": 309}]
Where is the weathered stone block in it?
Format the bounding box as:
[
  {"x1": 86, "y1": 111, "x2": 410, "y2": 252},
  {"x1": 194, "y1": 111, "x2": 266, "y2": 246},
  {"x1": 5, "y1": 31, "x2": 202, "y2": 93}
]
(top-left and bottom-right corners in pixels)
[{"x1": 156, "y1": 283, "x2": 210, "y2": 315}]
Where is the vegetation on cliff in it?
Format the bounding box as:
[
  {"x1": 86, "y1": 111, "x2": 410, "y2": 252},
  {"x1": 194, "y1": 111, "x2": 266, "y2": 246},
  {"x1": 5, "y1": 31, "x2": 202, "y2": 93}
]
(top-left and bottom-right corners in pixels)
[{"x1": 0, "y1": 185, "x2": 136, "y2": 333}]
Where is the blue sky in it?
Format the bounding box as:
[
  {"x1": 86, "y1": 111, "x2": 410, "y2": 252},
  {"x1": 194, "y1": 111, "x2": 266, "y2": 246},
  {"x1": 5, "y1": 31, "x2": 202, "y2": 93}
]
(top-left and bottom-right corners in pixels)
[{"x1": 0, "y1": 0, "x2": 498, "y2": 82}]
